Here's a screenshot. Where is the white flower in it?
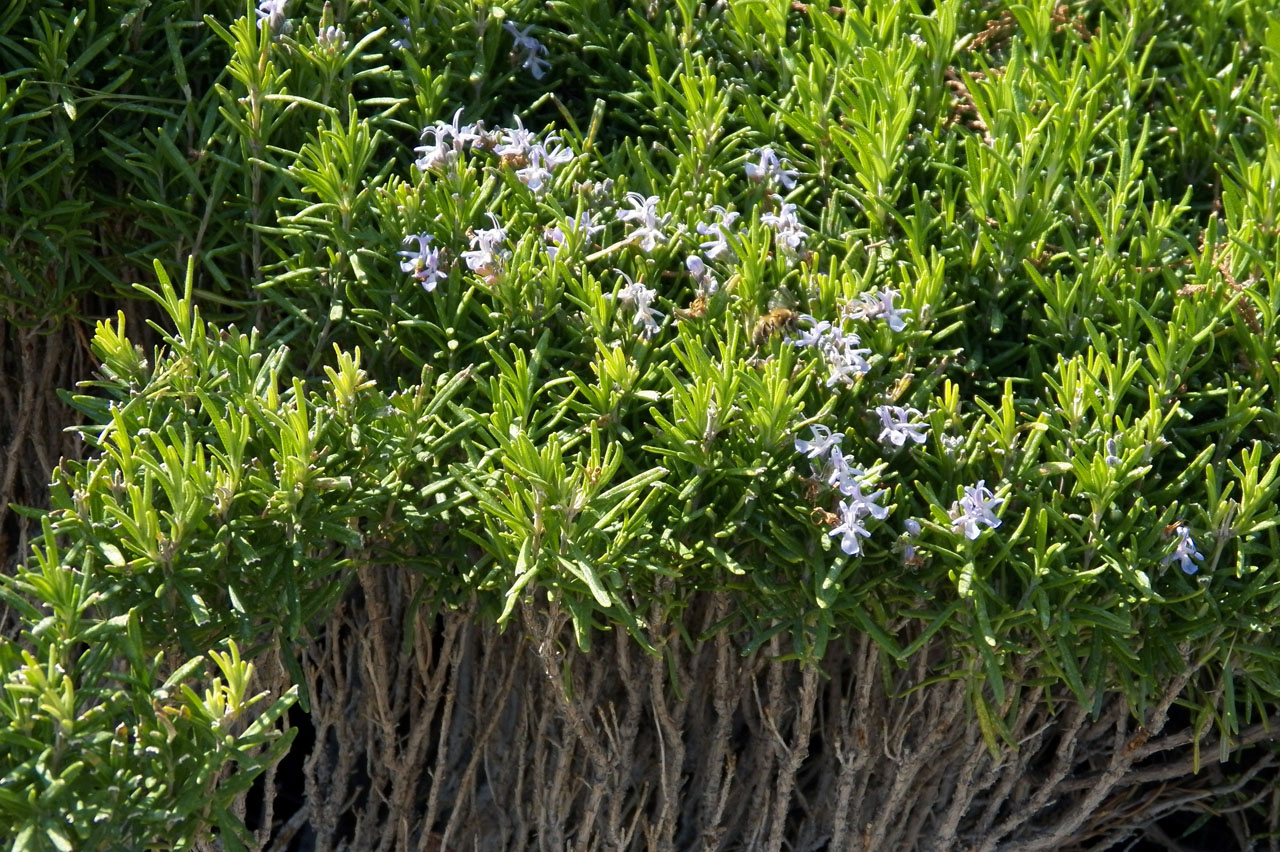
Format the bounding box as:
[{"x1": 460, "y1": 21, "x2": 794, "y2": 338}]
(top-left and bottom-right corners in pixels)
[
  {"x1": 822, "y1": 332, "x2": 871, "y2": 386},
  {"x1": 545, "y1": 213, "x2": 601, "y2": 260},
  {"x1": 696, "y1": 205, "x2": 741, "y2": 260},
  {"x1": 544, "y1": 211, "x2": 604, "y2": 261},
  {"x1": 515, "y1": 141, "x2": 573, "y2": 192},
  {"x1": 761, "y1": 202, "x2": 808, "y2": 256},
  {"x1": 745, "y1": 147, "x2": 798, "y2": 190},
  {"x1": 617, "y1": 193, "x2": 669, "y2": 253},
  {"x1": 495, "y1": 116, "x2": 538, "y2": 161},
  {"x1": 414, "y1": 128, "x2": 452, "y2": 172},
  {"x1": 846, "y1": 479, "x2": 889, "y2": 519},
  {"x1": 875, "y1": 405, "x2": 928, "y2": 447},
  {"x1": 613, "y1": 271, "x2": 663, "y2": 338},
  {"x1": 461, "y1": 213, "x2": 508, "y2": 280},
  {"x1": 790, "y1": 315, "x2": 832, "y2": 348},
  {"x1": 854, "y1": 288, "x2": 910, "y2": 332},
  {"x1": 952, "y1": 480, "x2": 1004, "y2": 540},
  {"x1": 794, "y1": 424, "x2": 843, "y2": 459},
  {"x1": 823, "y1": 446, "x2": 865, "y2": 495},
  {"x1": 414, "y1": 108, "x2": 480, "y2": 172}
]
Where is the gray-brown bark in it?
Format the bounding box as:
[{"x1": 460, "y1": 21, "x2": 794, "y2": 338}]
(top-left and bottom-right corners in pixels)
[{"x1": 243, "y1": 570, "x2": 1277, "y2": 852}]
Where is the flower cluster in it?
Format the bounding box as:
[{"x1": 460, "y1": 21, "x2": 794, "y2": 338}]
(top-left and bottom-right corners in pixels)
[
  {"x1": 415, "y1": 109, "x2": 485, "y2": 173},
  {"x1": 398, "y1": 234, "x2": 447, "y2": 292},
  {"x1": 316, "y1": 24, "x2": 348, "y2": 52},
  {"x1": 398, "y1": 112, "x2": 586, "y2": 289},
  {"x1": 761, "y1": 202, "x2": 808, "y2": 258},
  {"x1": 795, "y1": 425, "x2": 889, "y2": 556},
  {"x1": 517, "y1": 142, "x2": 573, "y2": 192},
  {"x1": 791, "y1": 316, "x2": 872, "y2": 387},
  {"x1": 489, "y1": 117, "x2": 577, "y2": 193}
]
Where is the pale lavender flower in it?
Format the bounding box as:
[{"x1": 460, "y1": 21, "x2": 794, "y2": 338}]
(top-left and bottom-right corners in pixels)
[
  {"x1": 397, "y1": 233, "x2": 447, "y2": 292},
  {"x1": 443, "y1": 109, "x2": 484, "y2": 147},
  {"x1": 830, "y1": 497, "x2": 873, "y2": 556},
  {"x1": 617, "y1": 193, "x2": 669, "y2": 253},
  {"x1": 256, "y1": 0, "x2": 290, "y2": 36},
  {"x1": 495, "y1": 116, "x2": 538, "y2": 161},
  {"x1": 794, "y1": 424, "x2": 843, "y2": 459},
  {"x1": 876, "y1": 405, "x2": 929, "y2": 447},
  {"x1": 516, "y1": 153, "x2": 554, "y2": 193},
  {"x1": 414, "y1": 109, "x2": 480, "y2": 172},
  {"x1": 516, "y1": 141, "x2": 573, "y2": 192},
  {"x1": 854, "y1": 287, "x2": 910, "y2": 332},
  {"x1": 461, "y1": 213, "x2": 508, "y2": 280},
  {"x1": 541, "y1": 140, "x2": 574, "y2": 167},
  {"x1": 952, "y1": 480, "x2": 1004, "y2": 540},
  {"x1": 744, "y1": 147, "x2": 798, "y2": 190},
  {"x1": 761, "y1": 202, "x2": 808, "y2": 256},
  {"x1": 823, "y1": 446, "x2": 866, "y2": 495},
  {"x1": 414, "y1": 128, "x2": 452, "y2": 172},
  {"x1": 842, "y1": 477, "x2": 889, "y2": 518},
  {"x1": 613, "y1": 271, "x2": 663, "y2": 339},
  {"x1": 822, "y1": 333, "x2": 871, "y2": 387},
  {"x1": 572, "y1": 210, "x2": 605, "y2": 239},
  {"x1": 902, "y1": 518, "x2": 922, "y2": 564},
  {"x1": 544, "y1": 212, "x2": 603, "y2": 261},
  {"x1": 696, "y1": 206, "x2": 741, "y2": 260},
  {"x1": 686, "y1": 255, "x2": 719, "y2": 297},
  {"x1": 1162, "y1": 524, "x2": 1204, "y2": 575},
  {"x1": 544, "y1": 225, "x2": 567, "y2": 259},
  {"x1": 504, "y1": 21, "x2": 550, "y2": 79},
  {"x1": 790, "y1": 315, "x2": 832, "y2": 348}
]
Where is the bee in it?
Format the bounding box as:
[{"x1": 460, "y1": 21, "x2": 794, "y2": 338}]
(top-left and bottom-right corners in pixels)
[{"x1": 752, "y1": 307, "x2": 799, "y2": 347}]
